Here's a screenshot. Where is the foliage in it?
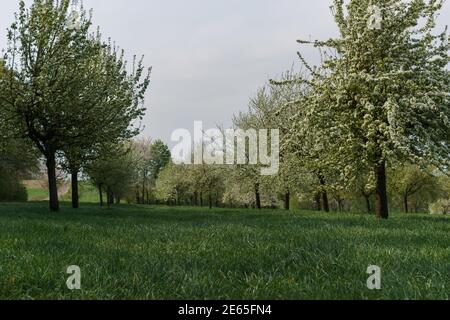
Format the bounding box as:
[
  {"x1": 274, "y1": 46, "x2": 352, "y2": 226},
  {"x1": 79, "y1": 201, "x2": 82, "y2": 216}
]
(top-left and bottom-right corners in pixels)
[
  {"x1": 85, "y1": 144, "x2": 138, "y2": 203},
  {"x1": 429, "y1": 199, "x2": 450, "y2": 215},
  {"x1": 280, "y1": 0, "x2": 450, "y2": 218},
  {"x1": 133, "y1": 138, "x2": 171, "y2": 204},
  {"x1": 389, "y1": 164, "x2": 442, "y2": 213},
  {"x1": 0, "y1": 0, "x2": 150, "y2": 211}
]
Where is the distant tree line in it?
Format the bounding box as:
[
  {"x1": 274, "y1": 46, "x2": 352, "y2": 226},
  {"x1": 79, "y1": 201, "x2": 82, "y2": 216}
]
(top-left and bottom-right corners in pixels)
[{"x1": 150, "y1": 0, "x2": 449, "y2": 217}]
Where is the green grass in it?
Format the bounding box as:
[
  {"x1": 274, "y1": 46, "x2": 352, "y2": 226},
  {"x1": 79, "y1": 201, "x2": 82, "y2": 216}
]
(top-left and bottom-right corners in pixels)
[
  {"x1": 78, "y1": 183, "x2": 101, "y2": 203},
  {"x1": 27, "y1": 182, "x2": 100, "y2": 203},
  {"x1": 26, "y1": 188, "x2": 48, "y2": 201},
  {"x1": 60, "y1": 183, "x2": 100, "y2": 203},
  {"x1": 0, "y1": 203, "x2": 448, "y2": 300}
]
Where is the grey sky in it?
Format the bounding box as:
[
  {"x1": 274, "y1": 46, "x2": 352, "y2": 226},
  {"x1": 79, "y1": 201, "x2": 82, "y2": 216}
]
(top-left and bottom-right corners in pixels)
[{"x1": 1, "y1": 1, "x2": 448, "y2": 148}]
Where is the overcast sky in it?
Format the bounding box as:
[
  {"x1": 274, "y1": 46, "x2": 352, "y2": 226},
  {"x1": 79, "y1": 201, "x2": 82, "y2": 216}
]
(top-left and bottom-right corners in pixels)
[{"x1": 1, "y1": 1, "x2": 448, "y2": 147}]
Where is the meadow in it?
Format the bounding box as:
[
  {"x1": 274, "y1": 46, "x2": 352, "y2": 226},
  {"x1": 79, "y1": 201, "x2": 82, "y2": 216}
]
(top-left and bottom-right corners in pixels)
[{"x1": 0, "y1": 202, "x2": 448, "y2": 300}]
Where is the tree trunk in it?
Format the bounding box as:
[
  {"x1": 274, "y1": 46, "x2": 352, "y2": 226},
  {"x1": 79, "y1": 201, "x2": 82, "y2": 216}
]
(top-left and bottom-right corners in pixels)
[
  {"x1": 403, "y1": 194, "x2": 409, "y2": 213},
  {"x1": 322, "y1": 191, "x2": 330, "y2": 213},
  {"x1": 71, "y1": 169, "x2": 79, "y2": 209},
  {"x1": 318, "y1": 174, "x2": 329, "y2": 212},
  {"x1": 46, "y1": 152, "x2": 59, "y2": 212},
  {"x1": 194, "y1": 192, "x2": 198, "y2": 206},
  {"x1": 285, "y1": 191, "x2": 290, "y2": 211},
  {"x1": 142, "y1": 172, "x2": 146, "y2": 205},
  {"x1": 200, "y1": 192, "x2": 203, "y2": 206},
  {"x1": 364, "y1": 195, "x2": 371, "y2": 214},
  {"x1": 375, "y1": 162, "x2": 389, "y2": 219},
  {"x1": 215, "y1": 191, "x2": 220, "y2": 207},
  {"x1": 255, "y1": 183, "x2": 261, "y2": 210},
  {"x1": 99, "y1": 184, "x2": 104, "y2": 207},
  {"x1": 135, "y1": 188, "x2": 140, "y2": 204},
  {"x1": 338, "y1": 200, "x2": 343, "y2": 212},
  {"x1": 209, "y1": 194, "x2": 213, "y2": 209},
  {"x1": 315, "y1": 193, "x2": 322, "y2": 211},
  {"x1": 106, "y1": 187, "x2": 113, "y2": 208}
]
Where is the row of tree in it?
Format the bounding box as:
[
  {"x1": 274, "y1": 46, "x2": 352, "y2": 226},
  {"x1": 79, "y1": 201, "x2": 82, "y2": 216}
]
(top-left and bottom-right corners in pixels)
[
  {"x1": 0, "y1": 0, "x2": 151, "y2": 211},
  {"x1": 1, "y1": 0, "x2": 448, "y2": 219},
  {"x1": 85, "y1": 138, "x2": 171, "y2": 207},
  {"x1": 152, "y1": 160, "x2": 450, "y2": 215},
  {"x1": 148, "y1": 74, "x2": 450, "y2": 213},
  {"x1": 151, "y1": 0, "x2": 449, "y2": 218}
]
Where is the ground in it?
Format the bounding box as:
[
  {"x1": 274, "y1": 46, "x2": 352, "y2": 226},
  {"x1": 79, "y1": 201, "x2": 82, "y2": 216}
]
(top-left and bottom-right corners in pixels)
[
  {"x1": 0, "y1": 202, "x2": 448, "y2": 300},
  {"x1": 24, "y1": 181, "x2": 99, "y2": 202}
]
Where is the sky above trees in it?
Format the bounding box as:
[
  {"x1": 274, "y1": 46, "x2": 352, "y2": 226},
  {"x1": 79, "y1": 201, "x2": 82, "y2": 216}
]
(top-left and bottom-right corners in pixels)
[{"x1": 0, "y1": 0, "x2": 448, "y2": 148}]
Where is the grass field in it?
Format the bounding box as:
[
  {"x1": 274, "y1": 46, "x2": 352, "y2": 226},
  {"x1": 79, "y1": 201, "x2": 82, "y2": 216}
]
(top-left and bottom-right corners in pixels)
[
  {"x1": 26, "y1": 188, "x2": 49, "y2": 201},
  {"x1": 0, "y1": 202, "x2": 448, "y2": 300},
  {"x1": 25, "y1": 182, "x2": 100, "y2": 203},
  {"x1": 59, "y1": 183, "x2": 100, "y2": 203}
]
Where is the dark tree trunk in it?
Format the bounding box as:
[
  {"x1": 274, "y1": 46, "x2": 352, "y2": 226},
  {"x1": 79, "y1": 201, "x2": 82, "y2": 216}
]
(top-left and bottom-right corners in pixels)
[
  {"x1": 364, "y1": 195, "x2": 372, "y2": 214},
  {"x1": 46, "y1": 152, "x2": 59, "y2": 212},
  {"x1": 322, "y1": 191, "x2": 330, "y2": 213},
  {"x1": 375, "y1": 162, "x2": 389, "y2": 219},
  {"x1": 194, "y1": 192, "x2": 198, "y2": 206},
  {"x1": 255, "y1": 183, "x2": 261, "y2": 210},
  {"x1": 200, "y1": 192, "x2": 203, "y2": 206},
  {"x1": 285, "y1": 191, "x2": 290, "y2": 211},
  {"x1": 71, "y1": 169, "x2": 79, "y2": 209},
  {"x1": 215, "y1": 191, "x2": 220, "y2": 207},
  {"x1": 142, "y1": 172, "x2": 146, "y2": 205},
  {"x1": 106, "y1": 187, "x2": 113, "y2": 208},
  {"x1": 315, "y1": 193, "x2": 322, "y2": 211},
  {"x1": 209, "y1": 194, "x2": 213, "y2": 209},
  {"x1": 99, "y1": 184, "x2": 104, "y2": 207},
  {"x1": 338, "y1": 200, "x2": 343, "y2": 212},
  {"x1": 403, "y1": 194, "x2": 409, "y2": 213},
  {"x1": 318, "y1": 174, "x2": 329, "y2": 213}
]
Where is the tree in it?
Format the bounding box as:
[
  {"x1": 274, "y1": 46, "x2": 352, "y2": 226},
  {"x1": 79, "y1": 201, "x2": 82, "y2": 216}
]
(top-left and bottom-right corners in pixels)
[
  {"x1": 389, "y1": 164, "x2": 441, "y2": 213},
  {"x1": 1, "y1": 59, "x2": 38, "y2": 202},
  {"x1": 85, "y1": 144, "x2": 137, "y2": 207},
  {"x1": 155, "y1": 162, "x2": 190, "y2": 205},
  {"x1": 287, "y1": 0, "x2": 449, "y2": 219},
  {"x1": 1, "y1": 0, "x2": 100, "y2": 211},
  {"x1": 133, "y1": 139, "x2": 170, "y2": 204},
  {"x1": 148, "y1": 140, "x2": 171, "y2": 181},
  {"x1": 429, "y1": 175, "x2": 450, "y2": 214},
  {"x1": 0, "y1": 138, "x2": 38, "y2": 202},
  {"x1": 133, "y1": 137, "x2": 153, "y2": 204},
  {"x1": 62, "y1": 38, "x2": 150, "y2": 209},
  {"x1": 1, "y1": 1, "x2": 151, "y2": 211},
  {"x1": 187, "y1": 162, "x2": 225, "y2": 209}
]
